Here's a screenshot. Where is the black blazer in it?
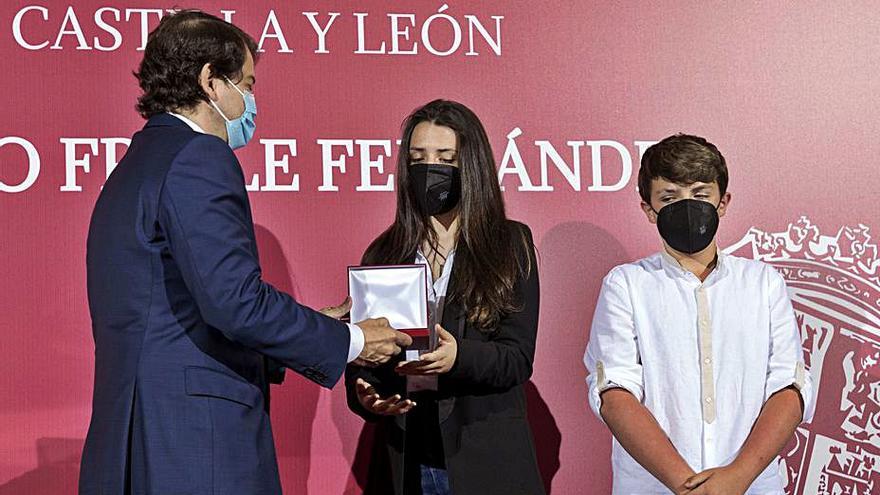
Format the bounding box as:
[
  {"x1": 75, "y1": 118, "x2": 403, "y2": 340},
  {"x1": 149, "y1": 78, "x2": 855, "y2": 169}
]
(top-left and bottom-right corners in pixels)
[{"x1": 345, "y1": 221, "x2": 545, "y2": 495}]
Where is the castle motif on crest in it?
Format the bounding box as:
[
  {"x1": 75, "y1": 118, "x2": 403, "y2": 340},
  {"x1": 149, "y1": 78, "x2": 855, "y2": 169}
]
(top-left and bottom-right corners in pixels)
[{"x1": 729, "y1": 215, "x2": 879, "y2": 284}]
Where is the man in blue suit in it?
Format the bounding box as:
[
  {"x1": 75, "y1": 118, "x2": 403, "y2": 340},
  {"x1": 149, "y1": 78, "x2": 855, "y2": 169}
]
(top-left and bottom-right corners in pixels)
[{"x1": 79, "y1": 10, "x2": 411, "y2": 494}]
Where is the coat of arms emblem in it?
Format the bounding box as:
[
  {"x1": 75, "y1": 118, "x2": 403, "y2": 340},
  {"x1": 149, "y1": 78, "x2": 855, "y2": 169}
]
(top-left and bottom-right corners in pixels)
[{"x1": 727, "y1": 216, "x2": 880, "y2": 494}]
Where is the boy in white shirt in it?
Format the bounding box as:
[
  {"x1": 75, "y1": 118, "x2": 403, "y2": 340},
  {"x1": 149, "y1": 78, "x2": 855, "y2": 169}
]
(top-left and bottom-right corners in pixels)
[{"x1": 584, "y1": 134, "x2": 814, "y2": 495}]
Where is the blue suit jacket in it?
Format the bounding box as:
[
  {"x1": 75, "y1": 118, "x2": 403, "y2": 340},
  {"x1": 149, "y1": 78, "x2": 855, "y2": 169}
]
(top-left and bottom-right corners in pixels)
[{"x1": 79, "y1": 114, "x2": 350, "y2": 494}]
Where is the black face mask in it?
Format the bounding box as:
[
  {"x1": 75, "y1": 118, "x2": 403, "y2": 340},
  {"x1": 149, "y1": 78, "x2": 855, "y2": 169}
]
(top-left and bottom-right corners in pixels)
[
  {"x1": 408, "y1": 163, "x2": 461, "y2": 216},
  {"x1": 653, "y1": 199, "x2": 720, "y2": 254}
]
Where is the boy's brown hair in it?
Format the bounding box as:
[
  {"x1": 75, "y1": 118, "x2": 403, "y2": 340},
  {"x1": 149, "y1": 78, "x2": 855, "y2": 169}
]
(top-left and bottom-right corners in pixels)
[{"x1": 638, "y1": 134, "x2": 728, "y2": 204}]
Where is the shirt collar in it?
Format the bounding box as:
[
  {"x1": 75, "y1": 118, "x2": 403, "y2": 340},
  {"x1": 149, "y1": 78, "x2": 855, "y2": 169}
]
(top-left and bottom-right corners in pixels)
[
  {"x1": 415, "y1": 248, "x2": 457, "y2": 262},
  {"x1": 169, "y1": 112, "x2": 207, "y2": 134},
  {"x1": 415, "y1": 248, "x2": 457, "y2": 283},
  {"x1": 659, "y1": 246, "x2": 727, "y2": 282}
]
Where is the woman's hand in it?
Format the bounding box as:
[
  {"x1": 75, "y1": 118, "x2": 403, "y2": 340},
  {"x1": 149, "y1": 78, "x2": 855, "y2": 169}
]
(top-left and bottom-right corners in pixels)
[
  {"x1": 355, "y1": 378, "x2": 415, "y2": 415},
  {"x1": 319, "y1": 296, "x2": 351, "y2": 320},
  {"x1": 395, "y1": 325, "x2": 458, "y2": 375}
]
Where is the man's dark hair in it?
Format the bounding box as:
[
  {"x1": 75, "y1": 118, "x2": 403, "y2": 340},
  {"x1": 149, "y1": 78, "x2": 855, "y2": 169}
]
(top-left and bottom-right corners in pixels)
[
  {"x1": 638, "y1": 134, "x2": 728, "y2": 204},
  {"x1": 134, "y1": 10, "x2": 259, "y2": 119}
]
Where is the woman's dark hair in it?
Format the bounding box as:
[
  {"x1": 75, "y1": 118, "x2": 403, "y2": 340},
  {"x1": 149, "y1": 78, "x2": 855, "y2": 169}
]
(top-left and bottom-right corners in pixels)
[
  {"x1": 638, "y1": 134, "x2": 728, "y2": 204},
  {"x1": 134, "y1": 10, "x2": 259, "y2": 119},
  {"x1": 363, "y1": 99, "x2": 533, "y2": 331}
]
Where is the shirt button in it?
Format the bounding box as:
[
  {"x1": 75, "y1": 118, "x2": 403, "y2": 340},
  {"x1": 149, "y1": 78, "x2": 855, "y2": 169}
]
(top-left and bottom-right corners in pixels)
[
  {"x1": 705, "y1": 397, "x2": 713, "y2": 403},
  {"x1": 704, "y1": 358, "x2": 712, "y2": 364}
]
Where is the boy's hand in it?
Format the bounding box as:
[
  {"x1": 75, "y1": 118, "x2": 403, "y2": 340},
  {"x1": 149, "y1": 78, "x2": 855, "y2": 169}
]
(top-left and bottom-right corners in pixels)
[{"x1": 682, "y1": 465, "x2": 751, "y2": 495}]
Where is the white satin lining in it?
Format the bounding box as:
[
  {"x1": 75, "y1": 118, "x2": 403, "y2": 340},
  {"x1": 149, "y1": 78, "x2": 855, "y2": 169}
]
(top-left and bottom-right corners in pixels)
[{"x1": 348, "y1": 265, "x2": 428, "y2": 330}]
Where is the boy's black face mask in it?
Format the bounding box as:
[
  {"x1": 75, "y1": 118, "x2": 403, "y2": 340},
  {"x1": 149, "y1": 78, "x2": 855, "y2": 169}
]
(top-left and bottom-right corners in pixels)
[
  {"x1": 653, "y1": 199, "x2": 720, "y2": 254},
  {"x1": 408, "y1": 163, "x2": 461, "y2": 216}
]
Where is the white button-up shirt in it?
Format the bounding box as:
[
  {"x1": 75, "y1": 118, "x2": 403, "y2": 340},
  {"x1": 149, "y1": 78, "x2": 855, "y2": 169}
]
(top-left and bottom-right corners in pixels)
[
  {"x1": 416, "y1": 249, "x2": 456, "y2": 330},
  {"x1": 584, "y1": 250, "x2": 814, "y2": 494},
  {"x1": 407, "y1": 249, "x2": 456, "y2": 392}
]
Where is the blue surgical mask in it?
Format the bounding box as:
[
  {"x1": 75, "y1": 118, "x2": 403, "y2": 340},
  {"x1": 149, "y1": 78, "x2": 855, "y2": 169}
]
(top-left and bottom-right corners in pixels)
[{"x1": 210, "y1": 77, "x2": 256, "y2": 150}]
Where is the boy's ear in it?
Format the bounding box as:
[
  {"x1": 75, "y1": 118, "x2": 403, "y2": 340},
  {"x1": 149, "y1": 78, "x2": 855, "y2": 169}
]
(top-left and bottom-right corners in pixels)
[
  {"x1": 717, "y1": 192, "x2": 732, "y2": 218},
  {"x1": 641, "y1": 201, "x2": 658, "y2": 224}
]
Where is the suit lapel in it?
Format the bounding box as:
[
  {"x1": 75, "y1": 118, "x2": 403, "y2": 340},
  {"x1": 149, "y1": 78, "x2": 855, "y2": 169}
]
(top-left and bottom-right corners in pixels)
[{"x1": 440, "y1": 259, "x2": 466, "y2": 338}]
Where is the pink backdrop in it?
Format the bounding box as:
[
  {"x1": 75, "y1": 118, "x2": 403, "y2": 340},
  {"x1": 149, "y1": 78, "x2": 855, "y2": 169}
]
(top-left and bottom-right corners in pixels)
[{"x1": 2, "y1": 2, "x2": 879, "y2": 493}]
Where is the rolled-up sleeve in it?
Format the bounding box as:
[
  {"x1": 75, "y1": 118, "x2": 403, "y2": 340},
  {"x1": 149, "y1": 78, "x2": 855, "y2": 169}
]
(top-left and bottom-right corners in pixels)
[
  {"x1": 765, "y1": 267, "x2": 815, "y2": 423},
  {"x1": 584, "y1": 269, "x2": 644, "y2": 421}
]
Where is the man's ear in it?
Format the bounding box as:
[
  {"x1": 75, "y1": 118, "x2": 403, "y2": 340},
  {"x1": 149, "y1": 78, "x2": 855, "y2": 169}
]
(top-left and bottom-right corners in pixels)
[
  {"x1": 198, "y1": 63, "x2": 218, "y2": 101},
  {"x1": 641, "y1": 201, "x2": 658, "y2": 225},
  {"x1": 717, "y1": 192, "x2": 732, "y2": 218}
]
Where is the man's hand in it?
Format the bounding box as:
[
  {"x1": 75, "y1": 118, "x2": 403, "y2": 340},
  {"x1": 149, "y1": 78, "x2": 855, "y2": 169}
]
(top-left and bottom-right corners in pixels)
[
  {"x1": 682, "y1": 466, "x2": 751, "y2": 495},
  {"x1": 354, "y1": 378, "x2": 415, "y2": 415},
  {"x1": 319, "y1": 296, "x2": 351, "y2": 320},
  {"x1": 353, "y1": 317, "x2": 412, "y2": 367},
  {"x1": 395, "y1": 325, "x2": 457, "y2": 375}
]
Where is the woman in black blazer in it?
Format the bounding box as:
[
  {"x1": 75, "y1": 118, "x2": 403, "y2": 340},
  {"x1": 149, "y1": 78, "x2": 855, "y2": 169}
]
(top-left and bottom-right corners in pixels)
[{"x1": 344, "y1": 99, "x2": 544, "y2": 495}]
